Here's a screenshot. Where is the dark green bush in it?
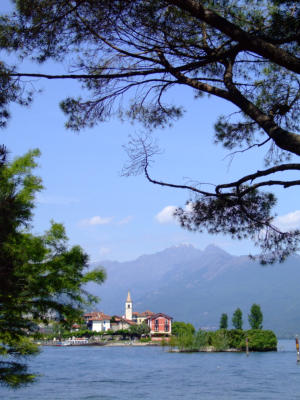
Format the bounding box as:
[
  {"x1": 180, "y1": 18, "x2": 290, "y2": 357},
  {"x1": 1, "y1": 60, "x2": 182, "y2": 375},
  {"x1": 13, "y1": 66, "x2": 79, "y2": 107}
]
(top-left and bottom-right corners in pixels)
[
  {"x1": 140, "y1": 337, "x2": 151, "y2": 343},
  {"x1": 246, "y1": 329, "x2": 277, "y2": 351},
  {"x1": 172, "y1": 322, "x2": 195, "y2": 337},
  {"x1": 226, "y1": 329, "x2": 246, "y2": 349},
  {"x1": 170, "y1": 329, "x2": 277, "y2": 352}
]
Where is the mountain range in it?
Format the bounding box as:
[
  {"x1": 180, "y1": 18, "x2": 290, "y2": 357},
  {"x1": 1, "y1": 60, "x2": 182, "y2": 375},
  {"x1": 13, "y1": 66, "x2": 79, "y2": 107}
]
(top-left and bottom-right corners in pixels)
[{"x1": 87, "y1": 244, "x2": 300, "y2": 337}]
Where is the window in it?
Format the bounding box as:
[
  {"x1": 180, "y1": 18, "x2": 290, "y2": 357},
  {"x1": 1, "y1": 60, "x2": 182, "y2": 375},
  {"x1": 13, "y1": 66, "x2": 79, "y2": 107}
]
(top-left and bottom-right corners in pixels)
[{"x1": 155, "y1": 319, "x2": 159, "y2": 332}]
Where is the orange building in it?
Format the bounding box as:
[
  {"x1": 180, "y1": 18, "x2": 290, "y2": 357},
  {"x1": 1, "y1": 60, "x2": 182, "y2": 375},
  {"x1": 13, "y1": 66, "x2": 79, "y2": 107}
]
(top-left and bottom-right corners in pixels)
[{"x1": 145, "y1": 313, "x2": 172, "y2": 336}]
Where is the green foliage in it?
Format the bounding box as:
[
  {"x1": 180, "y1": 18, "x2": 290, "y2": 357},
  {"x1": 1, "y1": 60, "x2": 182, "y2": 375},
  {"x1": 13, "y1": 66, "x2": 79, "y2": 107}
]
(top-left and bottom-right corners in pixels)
[
  {"x1": 219, "y1": 313, "x2": 228, "y2": 330},
  {"x1": 194, "y1": 330, "x2": 208, "y2": 349},
  {"x1": 232, "y1": 308, "x2": 243, "y2": 330},
  {"x1": 140, "y1": 337, "x2": 151, "y2": 343},
  {"x1": 1, "y1": 1, "x2": 300, "y2": 262},
  {"x1": 226, "y1": 330, "x2": 246, "y2": 350},
  {"x1": 172, "y1": 321, "x2": 195, "y2": 337},
  {"x1": 113, "y1": 329, "x2": 130, "y2": 339},
  {"x1": 175, "y1": 331, "x2": 198, "y2": 352},
  {"x1": 246, "y1": 329, "x2": 277, "y2": 351},
  {"x1": 171, "y1": 328, "x2": 277, "y2": 352},
  {"x1": 248, "y1": 304, "x2": 264, "y2": 329},
  {"x1": 210, "y1": 330, "x2": 229, "y2": 351},
  {"x1": 0, "y1": 148, "x2": 106, "y2": 388},
  {"x1": 129, "y1": 323, "x2": 150, "y2": 338},
  {"x1": 174, "y1": 329, "x2": 229, "y2": 352}
]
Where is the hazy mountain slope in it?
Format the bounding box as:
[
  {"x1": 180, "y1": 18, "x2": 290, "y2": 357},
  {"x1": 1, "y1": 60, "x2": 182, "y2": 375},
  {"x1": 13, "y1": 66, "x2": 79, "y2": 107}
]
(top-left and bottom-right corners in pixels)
[
  {"x1": 87, "y1": 244, "x2": 300, "y2": 337},
  {"x1": 87, "y1": 244, "x2": 204, "y2": 315}
]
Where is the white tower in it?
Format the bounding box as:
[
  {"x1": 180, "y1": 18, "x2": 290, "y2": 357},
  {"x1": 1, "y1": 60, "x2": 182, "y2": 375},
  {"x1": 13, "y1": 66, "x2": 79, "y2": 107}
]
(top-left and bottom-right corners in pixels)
[{"x1": 125, "y1": 291, "x2": 133, "y2": 320}]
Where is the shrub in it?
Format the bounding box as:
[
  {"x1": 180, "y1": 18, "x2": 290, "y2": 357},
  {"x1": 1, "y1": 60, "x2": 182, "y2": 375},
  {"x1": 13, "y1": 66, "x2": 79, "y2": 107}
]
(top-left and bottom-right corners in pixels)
[
  {"x1": 246, "y1": 330, "x2": 277, "y2": 351},
  {"x1": 170, "y1": 329, "x2": 277, "y2": 352},
  {"x1": 226, "y1": 329, "x2": 246, "y2": 350},
  {"x1": 210, "y1": 330, "x2": 229, "y2": 351},
  {"x1": 172, "y1": 322, "x2": 195, "y2": 337},
  {"x1": 194, "y1": 330, "x2": 209, "y2": 350},
  {"x1": 140, "y1": 337, "x2": 151, "y2": 343}
]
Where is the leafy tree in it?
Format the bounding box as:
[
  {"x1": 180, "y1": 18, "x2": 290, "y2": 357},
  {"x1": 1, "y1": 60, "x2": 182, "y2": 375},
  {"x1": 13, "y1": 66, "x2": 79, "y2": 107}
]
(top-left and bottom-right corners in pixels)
[
  {"x1": 219, "y1": 313, "x2": 228, "y2": 330},
  {"x1": 194, "y1": 329, "x2": 208, "y2": 350},
  {"x1": 129, "y1": 322, "x2": 151, "y2": 338},
  {"x1": 0, "y1": 147, "x2": 106, "y2": 388},
  {"x1": 172, "y1": 321, "x2": 195, "y2": 337},
  {"x1": 174, "y1": 331, "x2": 197, "y2": 352},
  {"x1": 115, "y1": 329, "x2": 130, "y2": 339},
  {"x1": 1, "y1": 1, "x2": 300, "y2": 262},
  {"x1": 248, "y1": 304, "x2": 263, "y2": 330},
  {"x1": 232, "y1": 308, "x2": 243, "y2": 330}
]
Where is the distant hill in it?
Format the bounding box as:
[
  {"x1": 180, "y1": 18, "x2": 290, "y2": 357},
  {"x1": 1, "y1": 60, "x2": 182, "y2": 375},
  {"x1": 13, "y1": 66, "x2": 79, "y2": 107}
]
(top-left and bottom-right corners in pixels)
[{"x1": 87, "y1": 244, "x2": 300, "y2": 337}]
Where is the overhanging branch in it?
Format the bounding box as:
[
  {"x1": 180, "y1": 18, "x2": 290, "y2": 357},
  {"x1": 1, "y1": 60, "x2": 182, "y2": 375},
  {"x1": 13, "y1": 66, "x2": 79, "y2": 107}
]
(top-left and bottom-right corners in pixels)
[{"x1": 168, "y1": 0, "x2": 300, "y2": 74}]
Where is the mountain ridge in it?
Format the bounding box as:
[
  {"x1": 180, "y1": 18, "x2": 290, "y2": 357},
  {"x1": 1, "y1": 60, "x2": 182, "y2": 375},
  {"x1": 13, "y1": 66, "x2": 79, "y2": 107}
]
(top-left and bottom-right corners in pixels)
[{"x1": 87, "y1": 244, "x2": 300, "y2": 337}]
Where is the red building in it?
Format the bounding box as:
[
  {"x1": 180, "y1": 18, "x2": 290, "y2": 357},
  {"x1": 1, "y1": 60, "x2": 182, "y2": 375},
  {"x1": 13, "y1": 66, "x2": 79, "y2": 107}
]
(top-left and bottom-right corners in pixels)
[{"x1": 146, "y1": 313, "x2": 173, "y2": 336}]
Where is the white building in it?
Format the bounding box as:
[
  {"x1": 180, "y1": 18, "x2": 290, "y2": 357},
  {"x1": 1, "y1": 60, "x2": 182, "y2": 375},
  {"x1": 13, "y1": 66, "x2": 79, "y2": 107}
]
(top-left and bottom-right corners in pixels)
[{"x1": 84, "y1": 312, "x2": 111, "y2": 332}]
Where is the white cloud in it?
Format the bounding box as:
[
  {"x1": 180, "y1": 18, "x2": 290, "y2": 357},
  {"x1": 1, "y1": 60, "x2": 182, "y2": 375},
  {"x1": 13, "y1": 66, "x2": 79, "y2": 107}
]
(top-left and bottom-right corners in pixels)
[
  {"x1": 155, "y1": 203, "x2": 195, "y2": 224},
  {"x1": 185, "y1": 202, "x2": 194, "y2": 213},
  {"x1": 118, "y1": 216, "x2": 133, "y2": 225},
  {"x1": 80, "y1": 216, "x2": 113, "y2": 226},
  {"x1": 155, "y1": 205, "x2": 178, "y2": 224},
  {"x1": 99, "y1": 247, "x2": 111, "y2": 257},
  {"x1": 274, "y1": 210, "x2": 300, "y2": 231}
]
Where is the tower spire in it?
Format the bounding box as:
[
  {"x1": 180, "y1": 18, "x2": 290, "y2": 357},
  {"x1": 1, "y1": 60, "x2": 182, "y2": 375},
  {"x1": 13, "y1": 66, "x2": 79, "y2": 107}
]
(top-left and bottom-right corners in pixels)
[{"x1": 125, "y1": 291, "x2": 133, "y2": 320}]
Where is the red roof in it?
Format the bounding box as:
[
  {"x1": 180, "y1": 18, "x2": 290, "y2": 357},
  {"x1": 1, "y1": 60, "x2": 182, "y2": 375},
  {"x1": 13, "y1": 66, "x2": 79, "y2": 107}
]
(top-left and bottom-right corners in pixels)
[
  {"x1": 84, "y1": 311, "x2": 111, "y2": 321},
  {"x1": 133, "y1": 310, "x2": 155, "y2": 317},
  {"x1": 122, "y1": 319, "x2": 136, "y2": 326},
  {"x1": 112, "y1": 316, "x2": 136, "y2": 326},
  {"x1": 146, "y1": 313, "x2": 173, "y2": 321}
]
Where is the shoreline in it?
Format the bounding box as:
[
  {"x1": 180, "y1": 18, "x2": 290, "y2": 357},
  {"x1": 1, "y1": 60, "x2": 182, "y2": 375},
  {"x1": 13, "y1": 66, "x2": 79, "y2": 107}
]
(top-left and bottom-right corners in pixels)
[
  {"x1": 39, "y1": 341, "x2": 276, "y2": 352},
  {"x1": 39, "y1": 340, "x2": 161, "y2": 347}
]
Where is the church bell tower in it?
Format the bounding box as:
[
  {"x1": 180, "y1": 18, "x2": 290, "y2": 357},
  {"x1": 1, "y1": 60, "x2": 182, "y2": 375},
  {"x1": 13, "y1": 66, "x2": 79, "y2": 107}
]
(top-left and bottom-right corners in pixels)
[{"x1": 125, "y1": 291, "x2": 133, "y2": 320}]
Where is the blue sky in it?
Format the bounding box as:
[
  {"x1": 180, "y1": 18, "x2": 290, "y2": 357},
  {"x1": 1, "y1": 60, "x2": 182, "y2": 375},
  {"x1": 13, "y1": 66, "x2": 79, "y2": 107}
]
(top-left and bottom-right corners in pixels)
[{"x1": 2, "y1": 1, "x2": 300, "y2": 263}]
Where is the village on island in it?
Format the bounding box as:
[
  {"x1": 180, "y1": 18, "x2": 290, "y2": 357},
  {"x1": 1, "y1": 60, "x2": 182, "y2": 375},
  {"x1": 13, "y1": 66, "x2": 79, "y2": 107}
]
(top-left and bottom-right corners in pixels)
[
  {"x1": 40, "y1": 293, "x2": 277, "y2": 352},
  {"x1": 41, "y1": 291, "x2": 173, "y2": 346},
  {"x1": 82, "y1": 291, "x2": 172, "y2": 340}
]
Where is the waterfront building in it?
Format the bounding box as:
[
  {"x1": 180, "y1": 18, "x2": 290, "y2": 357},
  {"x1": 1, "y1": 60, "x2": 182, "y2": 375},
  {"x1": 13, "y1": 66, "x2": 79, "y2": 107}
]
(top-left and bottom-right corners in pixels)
[
  {"x1": 84, "y1": 292, "x2": 173, "y2": 336},
  {"x1": 84, "y1": 312, "x2": 111, "y2": 332},
  {"x1": 110, "y1": 316, "x2": 136, "y2": 331},
  {"x1": 132, "y1": 310, "x2": 155, "y2": 324},
  {"x1": 145, "y1": 313, "x2": 173, "y2": 336}
]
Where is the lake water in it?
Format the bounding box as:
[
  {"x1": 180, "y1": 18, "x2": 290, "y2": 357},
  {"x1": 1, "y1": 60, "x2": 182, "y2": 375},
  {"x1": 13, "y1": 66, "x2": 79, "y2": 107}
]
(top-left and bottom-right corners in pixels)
[{"x1": 1, "y1": 340, "x2": 300, "y2": 399}]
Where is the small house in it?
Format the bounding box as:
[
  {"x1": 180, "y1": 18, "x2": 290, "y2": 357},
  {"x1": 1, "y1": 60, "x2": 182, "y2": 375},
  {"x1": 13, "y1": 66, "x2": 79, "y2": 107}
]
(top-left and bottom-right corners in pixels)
[
  {"x1": 145, "y1": 313, "x2": 172, "y2": 336},
  {"x1": 84, "y1": 312, "x2": 111, "y2": 332}
]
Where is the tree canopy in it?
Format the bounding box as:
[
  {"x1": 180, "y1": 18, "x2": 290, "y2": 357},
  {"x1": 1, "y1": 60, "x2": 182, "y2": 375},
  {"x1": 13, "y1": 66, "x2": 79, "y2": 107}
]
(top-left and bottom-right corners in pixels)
[
  {"x1": 219, "y1": 313, "x2": 228, "y2": 329},
  {"x1": 248, "y1": 303, "x2": 263, "y2": 329},
  {"x1": 1, "y1": 0, "x2": 300, "y2": 262},
  {"x1": 128, "y1": 322, "x2": 151, "y2": 337},
  {"x1": 232, "y1": 308, "x2": 243, "y2": 330},
  {"x1": 172, "y1": 321, "x2": 196, "y2": 337},
  {"x1": 0, "y1": 146, "x2": 106, "y2": 387}
]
